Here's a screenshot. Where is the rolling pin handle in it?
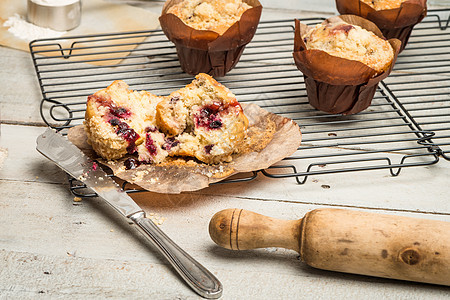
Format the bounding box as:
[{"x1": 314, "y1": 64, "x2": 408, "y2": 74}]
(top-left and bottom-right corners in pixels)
[{"x1": 209, "y1": 208, "x2": 301, "y2": 252}]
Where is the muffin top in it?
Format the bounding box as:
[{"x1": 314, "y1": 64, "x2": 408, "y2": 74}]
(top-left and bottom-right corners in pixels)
[
  {"x1": 361, "y1": 0, "x2": 408, "y2": 10},
  {"x1": 303, "y1": 21, "x2": 394, "y2": 74},
  {"x1": 166, "y1": 0, "x2": 251, "y2": 34}
]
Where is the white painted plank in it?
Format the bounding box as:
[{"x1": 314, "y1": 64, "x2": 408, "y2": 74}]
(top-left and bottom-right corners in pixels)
[{"x1": 0, "y1": 47, "x2": 44, "y2": 126}]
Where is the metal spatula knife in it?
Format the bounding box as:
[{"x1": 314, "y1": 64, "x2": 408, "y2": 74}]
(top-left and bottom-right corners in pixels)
[{"x1": 36, "y1": 128, "x2": 222, "y2": 299}]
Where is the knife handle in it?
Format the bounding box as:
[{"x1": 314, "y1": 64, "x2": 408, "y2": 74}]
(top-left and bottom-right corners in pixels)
[{"x1": 130, "y1": 211, "x2": 222, "y2": 299}]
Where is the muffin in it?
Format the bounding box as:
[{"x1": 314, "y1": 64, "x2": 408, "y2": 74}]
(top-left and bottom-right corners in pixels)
[
  {"x1": 293, "y1": 15, "x2": 401, "y2": 115},
  {"x1": 159, "y1": 0, "x2": 262, "y2": 77},
  {"x1": 157, "y1": 73, "x2": 249, "y2": 163},
  {"x1": 84, "y1": 73, "x2": 249, "y2": 166},
  {"x1": 84, "y1": 80, "x2": 163, "y2": 161},
  {"x1": 336, "y1": 0, "x2": 427, "y2": 52}
]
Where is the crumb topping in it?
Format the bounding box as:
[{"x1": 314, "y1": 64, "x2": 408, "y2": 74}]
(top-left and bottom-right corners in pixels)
[
  {"x1": 303, "y1": 21, "x2": 394, "y2": 74},
  {"x1": 361, "y1": 0, "x2": 408, "y2": 10},
  {"x1": 167, "y1": 0, "x2": 251, "y2": 34}
]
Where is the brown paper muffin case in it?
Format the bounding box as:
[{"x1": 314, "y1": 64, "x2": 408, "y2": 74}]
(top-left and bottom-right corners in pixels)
[{"x1": 304, "y1": 76, "x2": 379, "y2": 115}]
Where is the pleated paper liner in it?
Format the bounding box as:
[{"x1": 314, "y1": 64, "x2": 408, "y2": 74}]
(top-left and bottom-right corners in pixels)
[
  {"x1": 159, "y1": 0, "x2": 262, "y2": 77},
  {"x1": 336, "y1": 0, "x2": 427, "y2": 52},
  {"x1": 293, "y1": 15, "x2": 401, "y2": 115}
]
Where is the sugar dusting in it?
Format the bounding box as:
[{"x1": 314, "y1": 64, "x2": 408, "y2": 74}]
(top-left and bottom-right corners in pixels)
[
  {"x1": 148, "y1": 213, "x2": 166, "y2": 225},
  {"x1": 3, "y1": 14, "x2": 66, "y2": 42}
]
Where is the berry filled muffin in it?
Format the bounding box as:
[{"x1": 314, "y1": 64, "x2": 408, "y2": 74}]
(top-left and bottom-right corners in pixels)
[
  {"x1": 157, "y1": 73, "x2": 248, "y2": 163},
  {"x1": 84, "y1": 74, "x2": 248, "y2": 166},
  {"x1": 84, "y1": 80, "x2": 163, "y2": 161}
]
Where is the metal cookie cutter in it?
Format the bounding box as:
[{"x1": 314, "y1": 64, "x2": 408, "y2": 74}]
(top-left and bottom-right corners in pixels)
[{"x1": 27, "y1": 0, "x2": 82, "y2": 31}]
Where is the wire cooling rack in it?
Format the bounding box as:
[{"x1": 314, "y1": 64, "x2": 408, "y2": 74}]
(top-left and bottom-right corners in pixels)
[{"x1": 30, "y1": 9, "x2": 450, "y2": 194}]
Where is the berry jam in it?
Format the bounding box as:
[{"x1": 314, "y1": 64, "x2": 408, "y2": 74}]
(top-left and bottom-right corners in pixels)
[
  {"x1": 145, "y1": 126, "x2": 158, "y2": 132},
  {"x1": 162, "y1": 137, "x2": 180, "y2": 151},
  {"x1": 145, "y1": 133, "x2": 158, "y2": 156},
  {"x1": 204, "y1": 144, "x2": 214, "y2": 154},
  {"x1": 108, "y1": 118, "x2": 140, "y2": 154},
  {"x1": 124, "y1": 157, "x2": 140, "y2": 170},
  {"x1": 90, "y1": 95, "x2": 132, "y2": 120},
  {"x1": 194, "y1": 101, "x2": 241, "y2": 130},
  {"x1": 109, "y1": 118, "x2": 120, "y2": 126},
  {"x1": 331, "y1": 24, "x2": 354, "y2": 35},
  {"x1": 195, "y1": 105, "x2": 223, "y2": 130},
  {"x1": 110, "y1": 107, "x2": 131, "y2": 119},
  {"x1": 209, "y1": 120, "x2": 222, "y2": 129}
]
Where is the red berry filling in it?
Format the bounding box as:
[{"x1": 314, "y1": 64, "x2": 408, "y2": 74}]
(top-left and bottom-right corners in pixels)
[
  {"x1": 90, "y1": 95, "x2": 132, "y2": 121},
  {"x1": 145, "y1": 133, "x2": 158, "y2": 157},
  {"x1": 113, "y1": 122, "x2": 140, "y2": 154},
  {"x1": 204, "y1": 144, "x2": 214, "y2": 154},
  {"x1": 330, "y1": 24, "x2": 354, "y2": 35},
  {"x1": 124, "y1": 157, "x2": 140, "y2": 170},
  {"x1": 110, "y1": 107, "x2": 131, "y2": 119},
  {"x1": 145, "y1": 126, "x2": 158, "y2": 132},
  {"x1": 194, "y1": 101, "x2": 242, "y2": 130},
  {"x1": 162, "y1": 137, "x2": 180, "y2": 151},
  {"x1": 195, "y1": 104, "x2": 223, "y2": 130}
]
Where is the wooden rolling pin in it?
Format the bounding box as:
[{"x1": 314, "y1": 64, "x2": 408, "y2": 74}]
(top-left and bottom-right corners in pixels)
[{"x1": 209, "y1": 208, "x2": 450, "y2": 286}]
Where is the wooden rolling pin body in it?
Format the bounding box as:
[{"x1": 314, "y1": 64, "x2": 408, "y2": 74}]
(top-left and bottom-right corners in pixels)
[{"x1": 209, "y1": 208, "x2": 450, "y2": 286}]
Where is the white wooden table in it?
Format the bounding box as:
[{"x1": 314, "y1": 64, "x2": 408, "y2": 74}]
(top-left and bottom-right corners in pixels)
[{"x1": 1, "y1": 4, "x2": 449, "y2": 299}]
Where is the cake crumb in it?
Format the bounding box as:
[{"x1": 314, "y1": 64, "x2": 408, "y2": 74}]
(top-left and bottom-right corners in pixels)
[
  {"x1": 147, "y1": 213, "x2": 166, "y2": 225},
  {"x1": 132, "y1": 170, "x2": 149, "y2": 182},
  {"x1": 73, "y1": 197, "x2": 82, "y2": 202}
]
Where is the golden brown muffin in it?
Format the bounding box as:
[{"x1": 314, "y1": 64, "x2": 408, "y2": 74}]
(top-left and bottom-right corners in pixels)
[
  {"x1": 85, "y1": 74, "x2": 248, "y2": 165},
  {"x1": 157, "y1": 73, "x2": 249, "y2": 164},
  {"x1": 167, "y1": 0, "x2": 251, "y2": 34},
  {"x1": 84, "y1": 80, "x2": 164, "y2": 161},
  {"x1": 303, "y1": 21, "x2": 394, "y2": 74}
]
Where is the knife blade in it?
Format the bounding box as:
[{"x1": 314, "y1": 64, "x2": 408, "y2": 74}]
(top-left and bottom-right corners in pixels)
[{"x1": 36, "y1": 128, "x2": 222, "y2": 299}]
